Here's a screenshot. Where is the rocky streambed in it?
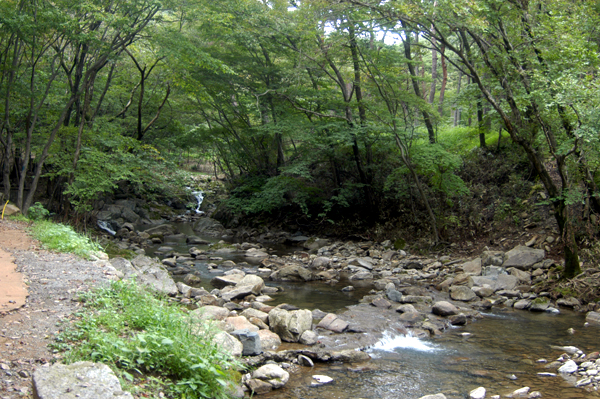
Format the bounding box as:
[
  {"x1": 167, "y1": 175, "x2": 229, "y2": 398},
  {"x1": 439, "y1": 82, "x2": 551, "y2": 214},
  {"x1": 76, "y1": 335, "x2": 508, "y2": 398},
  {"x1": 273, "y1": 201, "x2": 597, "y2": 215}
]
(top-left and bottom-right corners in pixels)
[{"x1": 88, "y1": 216, "x2": 600, "y2": 398}]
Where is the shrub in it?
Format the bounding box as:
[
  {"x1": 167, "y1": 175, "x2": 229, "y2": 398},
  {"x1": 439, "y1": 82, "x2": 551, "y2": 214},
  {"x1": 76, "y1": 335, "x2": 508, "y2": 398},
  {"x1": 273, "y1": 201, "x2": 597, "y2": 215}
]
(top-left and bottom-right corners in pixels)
[{"x1": 30, "y1": 220, "x2": 103, "y2": 259}]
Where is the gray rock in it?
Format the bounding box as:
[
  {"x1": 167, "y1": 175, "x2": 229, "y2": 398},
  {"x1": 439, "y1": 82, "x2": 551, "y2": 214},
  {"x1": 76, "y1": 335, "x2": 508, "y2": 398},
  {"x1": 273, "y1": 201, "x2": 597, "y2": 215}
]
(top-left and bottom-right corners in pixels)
[
  {"x1": 316, "y1": 313, "x2": 348, "y2": 333},
  {"x1": 507, "y1": 267, "x2": 532, "y2": 283},
  {"x1": 558, "y1": 360, "x2": 578, "y2": 374},
  {"x1": 472, "y1": 286, "x2": 494, "y2": 298},
  {"x1": 252, "y1": 364, "x2": 289, "y2": 389},
  {"x1": 482, "y1": 266, "x2": 508, "y2": 277},
  {"x1": 418, "y1": 395, "x2": 447, "y2": 399},
  {"x1": 191, "y1": 305, "x2": 229, "y2": 321},
  {"x1": 503, "y1": 246, "x2": 545, "y2": 269},
  {"x1": 299, "y1": 330, "x2": 318, "y2": 345},
  {"x1": 110, "y1": 256, "x2": 178, "y2": 296},
  {"x1": 240, "y1": 308, "x2": 269, "y2": 324},
  {"x1": 186, "y1": 236, "x2": 211, "y2": 245},
  {"x1": 460, "y1": 258, "x2": 482, "y2": 276},
  {"x1": 246, "y1": 379, "x2": 272, "y2": 395},
  {"x1": 350, "y1": 257, "x2": 374, "y2": 270},
  {"x1": 176, "y1": 282, "x2": 192, "y2": 297},
  {"x1": 221, "y1": 285, "x2": 255, "y2": 301},
  {"x1": 245, "y1": 248, "x2": 269, "y2": 258},
  {"x1": 311, "y1": 256, "x2": 331, "y2": 269},
  {"x1": 143, "y1": 224, "x2": 175, "y2": 236},
  {"x1": 513, "y1": 299, "x2": 532, "y2": 310},
  {"x1": 268, "y1": 308, "x2": 312, "y2": 342},
  {"x1": 257, "y1": 330, "x2": 282, "y2": 350},
  {"x1": 213, "y1": 331, "x2": 243, "y2": 357},
  {"x1": 449, "y1": 286, "x2": 477, "y2": 302},
  {"x1": 449, "y1": 313, "x2": 467, "y2": 325},
  {"x1": 32, "y1": 361, "x2": 133, "y2": 399},
  {"x1": 529, "y1": 298, "x2": 551, "y2": 312},
  {"x1": 238, "y1": 275, "x2": 265, "y2": 294},
  {"x1": 386, "y1": 288, "x2": 403, "y2": 303},
  {"x1": 349, "y1": 271, "x2": 374, "y2": 280},
  {"x1": 183, "y1": 273, "x2": 201, "y2": 285},
  {"x1": 395, "y1": 304, "x2": 418, "y2": 313},
  {"x1": 271, "y1": 266, "x2": 312, "y2": 282},
  {"x1": 586, "y1": 311, "x2": 600, "y2": 324},
  {"x1": 211, "y1": 274, "x2": 244, "y2": 289},
  {"x1": 231, "y1": 329, "x2": 262, "y2": 356},
  {"x1": 556, "y1": 297, "x2": 580, "y2": 308},
  {"x1": 432, "y1": 301, "x2": 459, "y2": 316},
  {"x1": 495, "y1": 274, "x2": 518, "y2": 291},
  {"x1": 481, "y1": 251, "x2": 505, "y2": 266},
  {"x1": 298, "y1": 355, "x2": 314, "y2": 367},
  {"x1": 193, "y1": 217, "x2": 226, "y2": 236}
]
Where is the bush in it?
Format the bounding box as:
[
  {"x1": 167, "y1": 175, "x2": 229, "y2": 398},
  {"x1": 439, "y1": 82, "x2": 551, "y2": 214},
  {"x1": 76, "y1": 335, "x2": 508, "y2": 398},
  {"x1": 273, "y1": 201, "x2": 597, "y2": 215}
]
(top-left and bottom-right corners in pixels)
[
  {"x1": 27, "y1": 202, "x2": 50, "y2": 220},
  {"x1": 53, "y1": 280, "x2": 239, "y2": 399}
]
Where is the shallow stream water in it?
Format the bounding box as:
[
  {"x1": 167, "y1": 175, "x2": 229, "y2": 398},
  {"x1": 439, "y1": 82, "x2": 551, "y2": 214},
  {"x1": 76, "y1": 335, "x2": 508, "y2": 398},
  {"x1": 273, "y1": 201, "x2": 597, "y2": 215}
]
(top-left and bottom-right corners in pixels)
[{"x1": 147, "y1": 222, "x2": 600, "y2": 399}]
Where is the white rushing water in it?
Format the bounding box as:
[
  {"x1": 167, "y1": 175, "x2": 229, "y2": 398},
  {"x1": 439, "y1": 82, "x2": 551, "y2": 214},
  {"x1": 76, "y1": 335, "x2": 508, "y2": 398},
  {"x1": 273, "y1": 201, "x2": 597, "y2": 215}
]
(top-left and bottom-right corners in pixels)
[
  {"x1": 97, "y1": 220, "x2": 116, "y2": 235},
  {"x1": 186, "y1": 187, "x2": 205, "y2": 214},
  {"x1": 368, "y1": 331, "x2": 439, "y2": 355}
]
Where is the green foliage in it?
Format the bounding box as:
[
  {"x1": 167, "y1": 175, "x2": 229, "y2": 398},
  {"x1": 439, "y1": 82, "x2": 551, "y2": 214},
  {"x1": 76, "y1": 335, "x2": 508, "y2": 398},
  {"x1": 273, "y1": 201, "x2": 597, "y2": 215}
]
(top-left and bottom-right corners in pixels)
[
  {"x1": 53, "y1": 280, "x2": 239, "y2": 399},
  {"x1": 27, "y1": 202, "x2": 50, "y2": 220},
  {"x1": 30, "y1": 220, "x2": 103, "y2": 259}
]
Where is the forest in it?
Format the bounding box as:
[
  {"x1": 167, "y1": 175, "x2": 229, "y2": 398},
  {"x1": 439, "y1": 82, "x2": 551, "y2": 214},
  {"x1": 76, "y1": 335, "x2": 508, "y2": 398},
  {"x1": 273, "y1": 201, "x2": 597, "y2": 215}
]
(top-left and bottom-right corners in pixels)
[{"x1": 1, "y1": 0, "x2": 600, "y2": 280}]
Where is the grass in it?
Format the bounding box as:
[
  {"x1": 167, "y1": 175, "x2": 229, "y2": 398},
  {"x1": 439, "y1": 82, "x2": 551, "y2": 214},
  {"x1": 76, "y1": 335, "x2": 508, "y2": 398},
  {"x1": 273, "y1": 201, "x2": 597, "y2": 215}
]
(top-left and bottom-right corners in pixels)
[
  {"x1": 29, "y1": 219, "x2": 103, "y2": 260},
  {"x1": 52, "y1": 280, "x2": 240, "y2": 399}
]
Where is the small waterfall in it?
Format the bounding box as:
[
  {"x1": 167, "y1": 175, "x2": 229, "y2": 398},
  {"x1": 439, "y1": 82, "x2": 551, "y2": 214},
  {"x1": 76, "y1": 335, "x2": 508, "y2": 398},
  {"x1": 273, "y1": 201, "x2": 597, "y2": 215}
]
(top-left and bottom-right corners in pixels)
[
  {"x1": 191, "y1": 190, "x2": 204, "y2": 214},
  {"x1": 97, "y1": 220, "x2": 116, "y2": 235},
  {"x1": 368, "y1": 331, "x2": 439, "y2": 354}
]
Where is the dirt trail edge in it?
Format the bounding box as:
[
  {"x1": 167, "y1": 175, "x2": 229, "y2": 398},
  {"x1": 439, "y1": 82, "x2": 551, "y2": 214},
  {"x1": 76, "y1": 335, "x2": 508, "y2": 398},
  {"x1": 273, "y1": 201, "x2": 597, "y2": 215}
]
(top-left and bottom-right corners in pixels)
[
  {"x1": 0, "y1": 223, "x2": 31, "y2": 312},
  {"x1": 0, "y1": 220, "x2": 111, "y2": 399}
]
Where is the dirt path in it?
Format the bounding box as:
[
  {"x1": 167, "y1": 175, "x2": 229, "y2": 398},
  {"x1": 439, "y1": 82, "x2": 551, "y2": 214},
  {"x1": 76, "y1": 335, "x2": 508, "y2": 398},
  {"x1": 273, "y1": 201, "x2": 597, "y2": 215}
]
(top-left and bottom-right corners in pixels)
[
  {"x1": 0, "y1": 220, "x2": 111, "y2": 399},
  {"x1": 0, "y1": 223, "x2": 32, "y2": 312}
]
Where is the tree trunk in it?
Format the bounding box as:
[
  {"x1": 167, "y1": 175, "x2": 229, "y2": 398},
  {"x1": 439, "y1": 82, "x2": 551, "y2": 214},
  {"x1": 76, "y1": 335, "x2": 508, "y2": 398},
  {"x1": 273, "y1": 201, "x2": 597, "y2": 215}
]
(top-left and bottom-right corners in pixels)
[
  {"x1": 429, "y1": 38, "x2": 438, "y2": 105},
  {"x1": 438, "y1": 44, "x2": 447, "y2": 116}
]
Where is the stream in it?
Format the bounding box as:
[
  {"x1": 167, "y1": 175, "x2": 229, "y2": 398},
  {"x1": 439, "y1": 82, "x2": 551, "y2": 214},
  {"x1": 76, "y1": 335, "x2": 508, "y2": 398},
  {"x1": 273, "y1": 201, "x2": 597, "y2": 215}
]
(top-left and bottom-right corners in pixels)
[{"x1": 147, "y1": 221, "x2": 600, "y2": 399}]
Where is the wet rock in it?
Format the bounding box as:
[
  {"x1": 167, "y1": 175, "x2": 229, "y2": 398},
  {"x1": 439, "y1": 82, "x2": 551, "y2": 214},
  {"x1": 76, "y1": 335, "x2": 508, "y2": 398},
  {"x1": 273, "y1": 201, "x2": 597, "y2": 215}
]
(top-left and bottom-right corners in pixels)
[
  {"x1": 449, "y1": 313, "x2": 467, "y2": 326},
  {"x1": 502, "y1": 246, "x2": 545, "y2": 269},
  {"x1": 399, "y1": 295, "x2": 433, "y2": 304},
  {"x1": 32, "y1": 361, "x2": 133, "y2": 399},
  {"x1": 162, "y1": 257, "x2": 177, "y2": 267},
  {"x1": 311, "y1": 375, "x2": 333, "y2": 386},
  {"x1": 298, "y1": 355, "x2": 314, "y2": 367},
  {"x1": 349, "y1": 257, "x2": 374, "y2": 270},
  {"x1": 432, "y1": 301, "x2": 459, "y2": 316},
  {"x1": 452, "y1": 273, "x2": 474, "y2": 287},
  {"x1": 221, "y1": 285, "x2": 257, "y2": 301},
  {"x1": 349, "y1": 271, "x2": 374, "y2": 280},
  {"x1": 186, "y1": 236, "x2": 210, "y2": 245},
  {"x1": 449, "y1": 286, "x2": 477, "y2": 302},
  {"x1": 268, "y1": 308, "x2": 312, "y2": 342},
  {"x1": 213, "y1": 331, "x2": 243, "y2": 357},
  {"x1": 418, "y1": 395, "x2": 447, "y2": 399},
  {"x1": 252, "y1": 364, "x2": 289, "y2": 389},
  {"x1": 330, "y1": 349, "x2": 370, "y2": 363},
  {"x1": 245, "y1": 248, "x2": 269, "y2": 258},
  {"x1": 398, "y1": 312, "x2": 423, "y2": 323},
  {"x1": 143, "y1": 224, "x2": 175, "y2": 236},
  {"x1": 317, "y1": 313, "x2": 349, "y2": 333},
  {"x1": 231, "y1": 329, "x2": 262, "y2": 356},
  {"x1": 511, "y1": 386, "x2": 530, "y2": 397},
  {"x1": 472, "y1": 286, "x2": 494, "y2": 298},
  {"x1": 303, "y1": 237, "x2": 330, "y2": 251}
]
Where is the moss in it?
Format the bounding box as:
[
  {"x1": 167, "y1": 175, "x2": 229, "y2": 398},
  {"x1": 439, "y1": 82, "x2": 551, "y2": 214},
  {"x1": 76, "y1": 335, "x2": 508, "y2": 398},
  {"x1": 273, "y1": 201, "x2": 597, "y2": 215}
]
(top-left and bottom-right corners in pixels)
[{"x1": 394, "y1": 238, "x2": 406, "y2": 250}]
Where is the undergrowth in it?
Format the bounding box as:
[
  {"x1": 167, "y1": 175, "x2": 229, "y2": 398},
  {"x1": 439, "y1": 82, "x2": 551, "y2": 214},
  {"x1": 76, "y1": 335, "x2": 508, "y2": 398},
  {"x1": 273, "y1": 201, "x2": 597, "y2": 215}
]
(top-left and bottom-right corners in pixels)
[
  {"x1": 29, "y1": 219, "x2": 103, "y2": 259},
  {"x1": 52, "y1": 280, "x2": 240, "y2": 399}
]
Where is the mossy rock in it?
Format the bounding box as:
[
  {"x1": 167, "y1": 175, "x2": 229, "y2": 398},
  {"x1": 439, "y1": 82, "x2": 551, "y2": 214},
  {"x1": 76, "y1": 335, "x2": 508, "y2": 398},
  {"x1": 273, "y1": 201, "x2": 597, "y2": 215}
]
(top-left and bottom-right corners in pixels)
[{"x1": 103, "y1": 242, "x2": 137, "y2": 260}]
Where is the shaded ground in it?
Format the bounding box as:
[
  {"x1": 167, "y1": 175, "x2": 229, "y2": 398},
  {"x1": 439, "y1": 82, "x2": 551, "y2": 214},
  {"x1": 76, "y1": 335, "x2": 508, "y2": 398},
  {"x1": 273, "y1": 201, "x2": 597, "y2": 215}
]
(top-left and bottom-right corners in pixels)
[{"x1": 0, "y1": 220, "x2": 110, "y2": 399}]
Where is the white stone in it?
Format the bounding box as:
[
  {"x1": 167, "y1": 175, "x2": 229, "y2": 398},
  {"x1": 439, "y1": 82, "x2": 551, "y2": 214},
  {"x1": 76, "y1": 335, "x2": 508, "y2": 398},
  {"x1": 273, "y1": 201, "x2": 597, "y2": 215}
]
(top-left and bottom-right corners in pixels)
[
  {"x1": 469, "y1": 386, "x2": 486, "y2": 399},
  {"x1": 558, "y1": 360, "x2": 578, "y2": 374},
  {"x1": 312, "y1": 375, "x2": 334, "y2": 385},
  {"x1": 511, "y1": 386, "x2": 530, "y2": 396}
]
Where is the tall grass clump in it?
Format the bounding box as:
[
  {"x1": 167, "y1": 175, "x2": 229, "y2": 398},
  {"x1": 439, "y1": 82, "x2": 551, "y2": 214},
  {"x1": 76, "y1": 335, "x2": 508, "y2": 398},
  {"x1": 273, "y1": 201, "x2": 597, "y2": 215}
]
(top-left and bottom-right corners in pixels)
[
  {"x1": 53, "y1": 280, "x2": 239, "y2": 399},
  {"x1": 30, "y1": 220, "x2": 102, "y2": 259}
]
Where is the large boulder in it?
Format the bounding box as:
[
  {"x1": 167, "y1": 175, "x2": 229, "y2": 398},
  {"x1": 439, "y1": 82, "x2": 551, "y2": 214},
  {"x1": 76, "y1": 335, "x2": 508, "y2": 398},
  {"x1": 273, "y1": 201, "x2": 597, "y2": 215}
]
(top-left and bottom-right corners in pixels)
[
  {"x1": 32, "y1": 361, "x2": 133, "y2": 399},
  {"x1": 449, "y1": 286, "x2": 477, "y2": 302},
  {"x1": 268, "y1": 308, "x2": 312, "y2": 342},
  {"x1": 251, "y1": 364, "x2": 289, "y2": 389},
  {"x1": 4, "y1": 204, "x2": 21, "y2": 217},
  {"x1": 257, "y1": 330, "x2": 282, "y2": 351},
  {"x1": 110, "y1": 256, "x2": 177, "y2": 296},
  {"x1": 316, "y1": 313, "x2": 348, "y2": 333},
  {"x1": 586, "y1": 311, "x2": 600, "y2": 325},
  {"x1": 502, "y1": 246, "x2": 545, "y2": 269},
  {"x1": 460, "y1": 258, "x2": 482, "y2": 276},
  {"x1": 211, "y1": 274, "x2": 244, "y2": 289},
  {"x1": 193, "y1": 217, "x2": 226, "y2": 237}
]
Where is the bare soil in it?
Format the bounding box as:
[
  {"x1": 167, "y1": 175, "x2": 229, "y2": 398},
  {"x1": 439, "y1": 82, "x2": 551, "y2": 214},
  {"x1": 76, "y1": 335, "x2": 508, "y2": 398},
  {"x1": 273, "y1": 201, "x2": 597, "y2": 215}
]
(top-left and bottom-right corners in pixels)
[{"x1": 0, "y1": 220, "x2": 110, "y2": 399}]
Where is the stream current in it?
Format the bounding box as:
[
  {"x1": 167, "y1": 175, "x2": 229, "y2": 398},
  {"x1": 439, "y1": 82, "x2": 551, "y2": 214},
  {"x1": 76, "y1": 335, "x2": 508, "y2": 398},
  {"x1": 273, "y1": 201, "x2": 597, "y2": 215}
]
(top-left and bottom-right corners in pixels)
[{"x1": 147, "y1": 222, "x2": 600, "y2": 399}]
